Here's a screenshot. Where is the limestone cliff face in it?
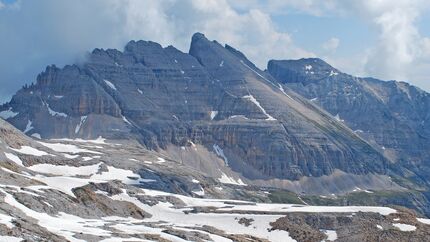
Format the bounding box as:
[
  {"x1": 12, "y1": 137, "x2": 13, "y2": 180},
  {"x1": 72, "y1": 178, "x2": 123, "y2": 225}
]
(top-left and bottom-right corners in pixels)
[
  {"x1": 0, "y1": 33, "x2": 394, "y2": 183},
  {"x1": 267, "y1": 59, "x2": 430, "y2": 182}
]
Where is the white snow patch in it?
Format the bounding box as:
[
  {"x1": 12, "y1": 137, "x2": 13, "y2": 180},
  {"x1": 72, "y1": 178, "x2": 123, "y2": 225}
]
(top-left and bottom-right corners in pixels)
[
  {"x1": 4, "y1": 153, "x2": 24, "y2": 166},
  {"x1": 0, "y1": 213, "x2": 15, "y2": 229},
  {"x1": 180, "y1": 70, "x2": 185, "y2": 74},
  {"x1": 376, "y1": 224, "x2": 383, "y2": 230},
  {"x1": 213, "y1": 144, "x2": 229, "y2": 166},
  {"x1": 242, "y1": 95, "x2": 276, "y2": 121},
  {"x1": 53, "y1": 137, "x2": 107, "y2": 145},
  {"x1": 104, "y1": 79, "x2": 117, "y2": 90},
  {"x1": 137, "y1": 88, "x2": 143, "y2": 94},
  {"x1": 393, "y1": 223, "x2": 416, "y2": 231},
  {"x1": 218, "y1": 172, "x2": 247, "y2": 186},
  {"x1": 113, "y1": 191, "x2": 293, "y2": 242},
  {"x1": 192, "y1": 187, "x2": 205, "y2": 196},
  {"x1": 75, "y1": 116, "x2": 87, "y2": 134},
  {"x1": 278, "y1": 84, "x2": 293, "y2": 100},
  {"x1": 192, "y1": 179, "x2": 200, "y2": 184},
  {"x1": 352, "y1": 187, "x2": 373, "y2": 193},
  {"x1": 157, "y1": 157, "x2": 166, "y2": 163},
  {"x1": 329, "y1": 70, "x2": 339, "y2": 76},
  {"x1": 31, "y1": 133, "x2": 41, "y2": 139},
  {"x1": 91, "y1": 166, "x2": 147, "y2": 186},
  {"x1": 210, "y1": 111, "x2": 218, "y2": 120},
  {"x1": 334, "y1": 113, "x2": 344, "y2": 122},
  {"x1": 0, "y1": 235, "x2": 22, "y2": 242},
  {"x1": 216, "y1": 204, "x2": 396, "y2": 215},
  {"x1": 10, "y1": 146, "x2": 49, "y2": 157},
  {"x1": 0, "y1": 108, "x2": 18, "y2": 120},
  {"x1": 1, "y1": 188, "x2": 111, "y2": 241},
  {"x1": 228, "y1": 115, "x2": 249, "y2": 120},
  {"x1": 417, "y1": 218, "x2": 430, "y2": 225},
  {"x1": 45, "y1": 102, "x2": 68, "y2": 118},
  {"x1": 38, "y1": 142, "x2": 102, "y2": 154},
  {"x1": 122, "y1": 116, "x2": 132, "y2": 125},
  {"x1": 28, "y1": 163, "x2": 101, "y2": 176},
  {"x1": 29, "y1": 165, "x2": 144, "y2": 198},
  {"x1": 219, "y1": 60, "x2": 224, "y2": 67},
  {"x1": 321, "y1": 229, "x2": 337, "y2": 241},
  {"x1": 310, "y1": 97, "x2": 318, "y2": 102},
  {"x1": 305, "y1": 65, "x2": 312, "y2": 70},
  {"x1": 28, "y1": 177, "x2": 91, "y2": 198},
  {"x1": 24, "y1": 120, "x2": 34, "y2": 133},
  {"x1": 54, "y1": 95, "x2": 64, "y2": 99}
]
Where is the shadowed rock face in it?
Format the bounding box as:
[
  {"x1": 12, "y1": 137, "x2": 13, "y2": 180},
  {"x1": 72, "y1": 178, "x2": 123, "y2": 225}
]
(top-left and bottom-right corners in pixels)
[
  {"x1": 267, "y1": 59, "x2": 430, "y2": 181},
  {"x1": 0, "y1": 33, "x2": 394, "y2": 183}
]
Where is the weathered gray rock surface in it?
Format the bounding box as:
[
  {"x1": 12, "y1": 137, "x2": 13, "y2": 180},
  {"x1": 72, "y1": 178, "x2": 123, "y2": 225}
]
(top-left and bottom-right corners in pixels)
[
  {"x1": 267, "y1": 58, "x2": 430, "y2": 185},
  {"x1": 1, "y1": 34, "x2": 396, "y2": 189},
  {"x1": 1, "y1": 32, "x2": 430, "y2": 223},
  {"x1": 1, "y1": 117, "x2": 430, "y2": 241}
]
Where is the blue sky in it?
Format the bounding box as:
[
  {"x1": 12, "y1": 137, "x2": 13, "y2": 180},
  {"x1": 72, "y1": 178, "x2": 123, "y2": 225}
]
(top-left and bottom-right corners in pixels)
[{"x1": 1, "y1": 0, "x2": 430, "y2": 104}]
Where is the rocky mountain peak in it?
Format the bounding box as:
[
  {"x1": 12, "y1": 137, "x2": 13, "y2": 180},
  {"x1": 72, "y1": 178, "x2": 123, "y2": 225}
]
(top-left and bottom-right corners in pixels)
[
  {"x1": 268, "y1": 58, "x2": 342, "y2": 85},
  {"x1": 124, "y1": 39, "x2": 163, "y2": 54},
  {"x1": 0, "y1": 32, "x2": 417, "y2": 193}
]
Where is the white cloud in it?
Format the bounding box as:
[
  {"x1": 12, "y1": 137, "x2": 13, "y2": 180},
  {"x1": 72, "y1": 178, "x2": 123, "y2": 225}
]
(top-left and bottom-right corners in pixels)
[
  {"x1": 182, "y1": 0, "x2": 314, "y2": 67},
  {"x1": 325, "y1": 0, "x2": 430, "y2": 90},
  {"x1": 227, "y1": 0, "x2": 340, "y2": 16},
  {"x1": 0, "y1": 0, "x2": 429, "y2": 104},
  {"x1": 357, "y1": 1, "x2": 423, "y2": 81},
  {"x1": 0, "y1": 0, "x2": 313, "y2": 104},
  {"x1": 421, "y1": 37, "x2": 430, "y2": 58},
  {"x1": 322, "y1": 37, "x2": 340, "y2": 52}
]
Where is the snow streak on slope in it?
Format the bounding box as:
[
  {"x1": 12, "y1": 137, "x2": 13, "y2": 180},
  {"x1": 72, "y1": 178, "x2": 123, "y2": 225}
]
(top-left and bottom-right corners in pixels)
[
  {"x1": 213, "y1": 144, "x2": 229, "y2": 166},
  {"x1": 104, "y1": 80, "x2": 117, "y2": 90},
  {"x1": 45, "y1": 102, "x2": 68, "y2": 118},
  {"x1": 242, "y1": 95, "x2": 276, "y2": 121},
  {"x1": 75, "y1": 116, "x2": 87, "y2": 134},
  {"x1": 23, "y1": 120, "x2": 33, "y2": 134}
]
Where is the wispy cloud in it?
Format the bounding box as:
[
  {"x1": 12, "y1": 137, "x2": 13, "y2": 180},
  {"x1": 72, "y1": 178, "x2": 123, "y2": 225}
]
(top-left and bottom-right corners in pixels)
[
  {"x1": 322, "y1": 37, "x2": 340, "y2": 52},
  {"x1": 0, "y1": 0, "x2": 429, "y2": 104}
]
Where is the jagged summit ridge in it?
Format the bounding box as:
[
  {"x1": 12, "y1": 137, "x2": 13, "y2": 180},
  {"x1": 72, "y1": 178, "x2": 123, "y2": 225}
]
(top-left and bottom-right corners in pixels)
[{"x1": 0, "y1": 32, "x2": 408, "y2": 194}]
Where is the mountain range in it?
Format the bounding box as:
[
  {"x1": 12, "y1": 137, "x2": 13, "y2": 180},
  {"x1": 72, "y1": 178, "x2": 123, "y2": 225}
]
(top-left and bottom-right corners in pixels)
[{"x1": 1, "y1": 33, "x2": 430, "y2": 241}]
